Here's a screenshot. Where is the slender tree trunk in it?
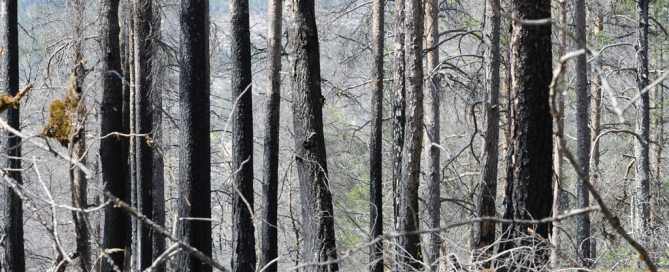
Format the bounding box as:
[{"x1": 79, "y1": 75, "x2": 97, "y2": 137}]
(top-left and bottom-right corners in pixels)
[
  {"x1": 0, "y1": 0, "x2": 25, "y2": 270},
  {"x1": 589, "y1": 15, "x2": 604, "y2": 265},
  {"x1": 633, "y1": 0, "x2": 651, "y2": 253},
  {"x1": 424, "y1": 0, "x2": 441, "y2": 268},
  {"x1": 396, "y1": 0, "x2": 423, "y2": 269},
  {"x1": 133, "y1": 0, "x2": 160, "y2": 267},
  {"x1": 177, "y1": 0, "x2": 212, "y2": 270},
  {"x1": 68, "y1": 1, "x2": 90, "y2": 269},
  {"x1": 288, "y1": 1, "x2": 339, "y2": 270},
  {"x1": 230, "y1": 0, "x2": 256, "y2": 270},
  {"x1": 551, "y1": 1, "x2": 567, "y2": 268},
  {"x1": 100, "y1": 0, "x2": 131, "y2": 270},
  {"x1": 475, "y1": 0, "x2": 500, "y2": 269},
  {"x1": 260, "y1": 0, "x2": 282, "y2": 271},
  {"x1": 369, "y1": 0, "x2": 384, "y2": 271},
  {"x1": 574, "y1": 0, "x2": 592, "y2": 267},
  {"x1": 151, "y1": 4, "x2": 166, "y2": 269},
  {"x1": 392, "y1": 0, "x2": 405, "y2": 233},
  {"x1": 508, "y1": 0, "x2": 553, "y2": 267}
]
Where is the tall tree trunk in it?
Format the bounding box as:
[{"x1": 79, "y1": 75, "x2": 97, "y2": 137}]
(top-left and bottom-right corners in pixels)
[
  {"x1": 0, "y1": 0, "x2": 25, "y2": 270},
  {"x1": 177, "y1": 0, "x2": 212, "y2": 270},
  {"x1": 392, "y1": 0, "x2": 406, "y2": 233},
  {"x1": 369, "y1": 0, "x2": 384, "y2": 271},
  {"x1": 68, "y1": 1, "x2": 90, "y2": 269},
  {"x1": 260, "y1": 0, "x2": 282, "y2": 271},
  {"x1": 589, "y1": 14, "x2": 604, "y2": 265},
  {"x1": 396, "y1": 0, "x2": 423, "y2": 269},
  {"x1": 230, "y1": 0, "x2": 256, "y2": 270},
  {"x1": 133, "y1": 0, "x2": 161, "y2": 268},
  {"x1": 475, "y1": 0, "x2": 500, "y2": 269},
  {"x1": 633, "y1": 0, "x2": 651, "y2": 254},
  {"x1": 151, "y1": 3, "x2": 166, "y2": 269},
  {"x1": 100, "y1": 0, "x2": 131, "y2": 270},
  {"x1": 507, "y1": 0, "x2": 553, "y2": 267},
  {"x1": 424, "y1": 0, "x2": 441, "y2": 268},
  {"x1": 574, "y1": 0, "x2": 592, "y2": 267},
  {"x1": 551, "y1": 1, "x2": 567, "y2": 268},
  {"x1": 288, "y1": 0, "x2": 339, "y2": 270}
]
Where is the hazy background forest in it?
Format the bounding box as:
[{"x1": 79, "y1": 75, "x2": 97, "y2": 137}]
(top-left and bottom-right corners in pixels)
[{"x1": 1, "y1": 0, "x2": 669, "y2": 271}]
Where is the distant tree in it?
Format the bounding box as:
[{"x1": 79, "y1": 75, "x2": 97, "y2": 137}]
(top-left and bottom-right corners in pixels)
[
  {"x1": 1, "y1": 0, "x2": 25, "y2": 270},
  {"x1": 176, "y1": 0, "x2": 212, "y2": 270},
  {"x1": 100, "y1": 0, "x2": 131, "y2": 270},
  {"x1": 259, "y1": 0, "x2": 283, "y2": 271},
  {"x1": 230, "y1": 0, "x2": 256, "y2": 270},
  {"x1": 288, "y1": 0, "x2": 339, "y2": 270},
  {"x1": 396, "y1": 0, "x2": 424, "y2": 269},
  {"x1": 589, "y1": 14, "x2": 604, "y2": 264},
  {"x1": 368, "y1": 0, "x2": 384, "y2": 271}
]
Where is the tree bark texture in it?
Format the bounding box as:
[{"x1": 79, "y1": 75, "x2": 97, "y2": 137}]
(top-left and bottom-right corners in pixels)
[
  {"x1": 508, "y1": 0, "x2": 553, "y2": 265},
  {"x1": 634, "y1": 0, "x2": 651, "y2": 252},
  {"x1": 1, "y1": 0, "x2": 25, "y2": 270},
  {"x1": 288, "y1": 0, "x2": 339, "y2": 270},
  {"x1": 369, "y1": 0, "x2": 384, "y2": 271},
  {"x1": 100, "y1": 0, "x2": 131, "y2": 270},
  {"x1": 260, "y1": 0, "x2": 282, "y2": 271},
  {"x1": 396, "y1": 0, "x2": 423, "y2": 269},
  {"x1": 230, "y1": 0, "x2": 256, "y2": 270},
  {"x1": 475, "y1": 0, "x2": 500, "y2": 268},
  {"x1": 424, "y1": 0, "x2": 441, "y2": 268},
  {"x1": 177, "y1": 0, "x2": 212, "y2": 270}
]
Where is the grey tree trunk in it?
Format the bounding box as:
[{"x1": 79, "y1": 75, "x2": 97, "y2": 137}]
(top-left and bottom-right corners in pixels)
[
  {"x1": 0, "y1": 0, "x2": 25, "y2": 270},
  {"x1": 176, "y1": 0, "x2": 212, "y2": 270},
  {"x1": 259, "y1": 0, "x2": 282, "y2": 271},
  {"x1": 151, "y1": 4, "x2": 166, "y2": 269},
  {"x1": 368, "y1": 0, "x2": 384, "y2": 271},
  {"x1": 288, "y1": 1, "x2": 339, "y2": 271},
  {"x1": 392, "y1": 0, "x2": 405, "y2": 231},
  {"x1": 100, "y1": 0, "x2": 132, "y2": 270},
  {"x1": 506, "y1": 0, "x2": 553, "y2": 268},
  {"x1": 551, "y1": 1, "x2": 567, "y2": 268},
  {"x1": 424, "y1": 0, "x2": 441, "y2": 268},
  {"x1": 589, "y1": 15, "x2": 604, "y2": 264},
  {"x1": 133, "y1": 0, "x2": 161, "y2": 268},
  {"x1": 68, "y1": 1, "x2": 90, "y2": 269},
  {"x1": 230, "y1": 0, "x2": 256, "y2": 270},
  {"x1": 396, "y1": 0, "x2": 423, "y2": 269},
  {"x1": 574, "y1": 0, "x2": 592, "y2": 267},
  {"x1": 634, "y1": 0, "x2": 651, "y2": 253},
  {"x1": 475, "y1": 0, "x2": 500, "y2": 269}
]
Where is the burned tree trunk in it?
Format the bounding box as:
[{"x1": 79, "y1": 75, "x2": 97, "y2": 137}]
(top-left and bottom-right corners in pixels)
[
  {"x1": 176, "y1": 0, "x2": 212, "y2": 271},
  {"x1": 396, "y1": 0, "x2": 424, "y2": 269},
  {"x1": 259, "y1": 0, "x2": 283, "y2": 271},
  {"x1": 230, "y1": 0, "x2": 256, "y2": 270},
  {"x1": 369, "y1": 0, "x2": 384, "y2": 271},
  {"x1": 100, "y1": 0, "x2": 131, "y2": 270},
  {"x1": 1, "y1": 0, "x2": 25, "y2": 270},
  {"x1": 288, "y1": 0, "x2": 339, "y2": 270}
]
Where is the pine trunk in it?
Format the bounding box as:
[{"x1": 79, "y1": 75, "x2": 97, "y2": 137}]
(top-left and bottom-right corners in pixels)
[
  {"x1": 288, "y1": 0, "x2": 339, "y2": 270},
  {"x1": 230, "y1": 0, "x2": 256, "y2": 270},
  {"x1": 369, "y1": 0, "x2": 384, "y2": 271},
  {"x1": 176, "y1": 0, "x2": 212, "y2": 270}
]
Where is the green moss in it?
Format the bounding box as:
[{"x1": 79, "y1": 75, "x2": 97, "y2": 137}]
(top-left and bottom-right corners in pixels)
[{"x1": 42, "y1": 66, "x2": 84, "y2": 145}]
